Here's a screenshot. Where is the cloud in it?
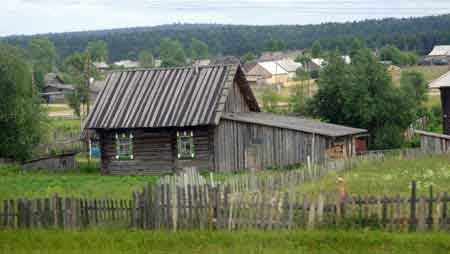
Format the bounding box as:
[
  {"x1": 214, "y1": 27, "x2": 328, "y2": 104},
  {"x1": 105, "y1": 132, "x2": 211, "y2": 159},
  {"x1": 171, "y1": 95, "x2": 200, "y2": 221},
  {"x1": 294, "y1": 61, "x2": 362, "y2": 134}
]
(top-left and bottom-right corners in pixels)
[{"x1": 2, "y1": 0, "x2": 450, "y2": 36}]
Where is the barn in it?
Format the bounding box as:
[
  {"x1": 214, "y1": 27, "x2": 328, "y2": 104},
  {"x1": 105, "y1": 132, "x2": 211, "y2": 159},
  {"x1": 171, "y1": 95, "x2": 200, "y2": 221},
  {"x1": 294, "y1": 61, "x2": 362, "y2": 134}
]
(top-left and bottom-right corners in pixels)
[{"x1": 84, "y1": 64, "x2": 367, "y2": 175}]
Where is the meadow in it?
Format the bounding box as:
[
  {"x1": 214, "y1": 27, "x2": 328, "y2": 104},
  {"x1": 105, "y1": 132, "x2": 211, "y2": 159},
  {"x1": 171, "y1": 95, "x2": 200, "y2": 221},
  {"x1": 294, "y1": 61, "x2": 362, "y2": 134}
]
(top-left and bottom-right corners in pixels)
[
  {"x1": 2, "y1": 154, "x2": 450, "y2": 201},
  {"x1": 296, "y1": 154, "x2": 450, "y2": 196},
  {"x1": 1, "y1": 230, "x2": 449, "y2": 254},
  {"x1": 0, "y1": 164, "x2": 159, "y2": 201}
]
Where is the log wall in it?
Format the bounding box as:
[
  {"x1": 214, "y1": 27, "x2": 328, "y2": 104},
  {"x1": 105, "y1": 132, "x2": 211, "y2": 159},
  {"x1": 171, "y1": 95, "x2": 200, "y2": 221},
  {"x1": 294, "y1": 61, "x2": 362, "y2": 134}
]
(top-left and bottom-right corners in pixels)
[{"x1": 99, "y1": 127, "x2": 213, "y2": 175}]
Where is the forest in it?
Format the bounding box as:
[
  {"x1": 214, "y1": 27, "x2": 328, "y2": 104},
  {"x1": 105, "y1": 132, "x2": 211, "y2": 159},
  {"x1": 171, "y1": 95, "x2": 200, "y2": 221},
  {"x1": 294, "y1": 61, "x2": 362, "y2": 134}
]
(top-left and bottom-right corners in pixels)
[{"x1": 3, "y1": 14, "x2": 450, "y2": 61}]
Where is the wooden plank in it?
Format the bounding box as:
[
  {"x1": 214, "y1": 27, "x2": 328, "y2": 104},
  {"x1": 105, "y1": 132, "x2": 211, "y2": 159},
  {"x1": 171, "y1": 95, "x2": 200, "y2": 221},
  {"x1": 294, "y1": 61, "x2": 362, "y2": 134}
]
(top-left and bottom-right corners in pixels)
[
  {"x1": 434, "y1": 193, "x2": 442, "y2": 231},
  {"x1": 307, "y1": 200, "x2": 315, "y2": 230},
  {"x1": 131, "y1": 192, "x2": 137, "y2": 229},
  {"x1": 418, "y1": 197, "x2": 426, "y2": 231},
  {"x1": 409, "y1": 181, "x2": 417, "y2": 232},
  {"x1": 3, "y1": 200, "x2": 8, "y2": 227},
  {"x1": 44, "y1": 198, "x2": 51, "y2": 228}
]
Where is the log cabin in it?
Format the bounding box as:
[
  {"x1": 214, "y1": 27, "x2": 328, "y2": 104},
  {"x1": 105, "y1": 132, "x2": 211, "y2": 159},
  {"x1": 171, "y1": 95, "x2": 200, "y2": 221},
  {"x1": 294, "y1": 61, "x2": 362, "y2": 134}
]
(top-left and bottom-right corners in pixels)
[{"x1": 84, "y1": 64, "x2": 367, "y2": 175}]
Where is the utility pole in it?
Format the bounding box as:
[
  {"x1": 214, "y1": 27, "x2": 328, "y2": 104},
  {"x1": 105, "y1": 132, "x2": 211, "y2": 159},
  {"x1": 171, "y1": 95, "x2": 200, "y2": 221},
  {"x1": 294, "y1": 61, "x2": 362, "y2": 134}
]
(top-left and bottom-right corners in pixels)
[{"x1": 84, "y1": 53, "x2": 92, "y2": 165}]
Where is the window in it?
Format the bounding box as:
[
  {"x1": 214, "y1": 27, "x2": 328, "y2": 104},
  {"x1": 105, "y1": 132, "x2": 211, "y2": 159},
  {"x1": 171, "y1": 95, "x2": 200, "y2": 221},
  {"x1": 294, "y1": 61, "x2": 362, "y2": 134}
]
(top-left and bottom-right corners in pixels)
[
  {"x1": 115, "y1": 133, "x2": 134, "y2": 160},
  {"x1": 177, "y1": 131, "x2": 195, "y2": 160}
]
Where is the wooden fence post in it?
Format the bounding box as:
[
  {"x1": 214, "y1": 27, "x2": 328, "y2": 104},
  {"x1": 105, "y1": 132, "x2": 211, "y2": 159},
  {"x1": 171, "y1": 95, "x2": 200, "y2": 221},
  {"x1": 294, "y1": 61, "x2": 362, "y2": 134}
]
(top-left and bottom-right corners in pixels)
[
  {"x1": 131, "y1": 191, "x2": 137, "y2": 229},
  {"x1": 427, "y1": 185, "x2": 433, "y2": 230},
  {"x1": 409, "y1": 181, "x2": 417, "y2": 232},
  {"x1": 3, "y1": 200, "x2": 8, "y2": 228}
]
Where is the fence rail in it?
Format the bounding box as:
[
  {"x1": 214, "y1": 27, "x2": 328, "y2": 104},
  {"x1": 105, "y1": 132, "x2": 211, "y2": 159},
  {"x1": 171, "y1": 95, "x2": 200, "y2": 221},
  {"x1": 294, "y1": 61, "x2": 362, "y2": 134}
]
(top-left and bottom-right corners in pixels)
[{"x1": 1, "y1": 182, "x2": 449, "y2": 232}]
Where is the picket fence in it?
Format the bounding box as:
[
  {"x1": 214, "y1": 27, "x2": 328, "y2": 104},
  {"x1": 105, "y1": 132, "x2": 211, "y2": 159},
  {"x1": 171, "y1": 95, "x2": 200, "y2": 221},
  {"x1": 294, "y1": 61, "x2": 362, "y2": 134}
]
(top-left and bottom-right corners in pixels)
[{"x1": 1, "y1": 182, "x2": 449, "y2": 232}]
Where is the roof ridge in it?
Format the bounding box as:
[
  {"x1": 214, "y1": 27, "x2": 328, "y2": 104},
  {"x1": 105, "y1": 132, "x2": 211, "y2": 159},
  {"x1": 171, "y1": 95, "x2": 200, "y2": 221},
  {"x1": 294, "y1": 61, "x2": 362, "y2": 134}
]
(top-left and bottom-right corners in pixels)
[{"x1": 108, "y1": 63, "x2": 240, "y2": 73}]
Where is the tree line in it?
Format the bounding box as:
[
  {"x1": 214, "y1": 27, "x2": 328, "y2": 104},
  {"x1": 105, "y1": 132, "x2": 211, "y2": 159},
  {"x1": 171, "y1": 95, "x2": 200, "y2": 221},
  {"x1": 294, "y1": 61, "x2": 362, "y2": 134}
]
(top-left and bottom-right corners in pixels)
[
  {"x1": 263, "y1": 40, "x2": 431, "y2": 149},
  {"x1": 3, "y1": 14, "x2": 450, "y2": 61}
]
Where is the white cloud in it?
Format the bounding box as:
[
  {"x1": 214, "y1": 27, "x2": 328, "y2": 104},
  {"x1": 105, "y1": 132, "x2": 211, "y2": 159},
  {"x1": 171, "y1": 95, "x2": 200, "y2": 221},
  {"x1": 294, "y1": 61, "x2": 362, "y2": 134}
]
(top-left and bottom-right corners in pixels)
[{"x1": 2, "y1": 0, "x2": 450, "y2": 36}]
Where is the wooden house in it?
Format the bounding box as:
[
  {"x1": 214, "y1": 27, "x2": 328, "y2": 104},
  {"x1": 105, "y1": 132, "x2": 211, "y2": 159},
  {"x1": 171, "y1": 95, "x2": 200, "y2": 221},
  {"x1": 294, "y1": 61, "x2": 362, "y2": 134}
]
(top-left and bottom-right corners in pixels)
[
  {"x1": 429, "y1": 70, "x2": 450, "y2": 135},
  {"x1": 427, "y1": 45, "x2": 450, "y2": 60},
  {"x1": 84, "y1": 64, "x2": 367, "y2": 175},
  {"x1": 41, "y1": 73, "x2": 75, "y2": 104}
]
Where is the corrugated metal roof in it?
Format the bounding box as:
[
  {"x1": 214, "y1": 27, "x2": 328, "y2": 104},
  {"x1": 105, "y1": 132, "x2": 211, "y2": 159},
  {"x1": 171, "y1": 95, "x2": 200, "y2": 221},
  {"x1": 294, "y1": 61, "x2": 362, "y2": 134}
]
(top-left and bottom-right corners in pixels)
[
  {"x1": 429, "y1": 45, "x2": 450, "y2": 56},
  {"x1": 275, "y1": 59, "x2": 302, "y2": 73},
  {"x1": 85, "y1": 64, "x2": 258, "y2": 129},
  {"x1": 429, "y1": 70, "x2": 450, "y2": 88},
  {"x1": 258, "y1": 61, "x2": 289, "y2": 75},
  {"x1": 221, "y1": 112, "x2": 367, "y2": 137}
]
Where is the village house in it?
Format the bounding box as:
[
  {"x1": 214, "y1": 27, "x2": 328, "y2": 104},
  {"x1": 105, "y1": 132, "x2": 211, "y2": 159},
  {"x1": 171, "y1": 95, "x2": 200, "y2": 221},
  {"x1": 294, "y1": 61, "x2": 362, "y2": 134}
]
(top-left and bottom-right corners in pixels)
[
  {"x1": 415, "y1": 70, "x2": 450, "y2": 153},
  {"x1": 275, "y1": 59, "x2": 303, "y2": 80},
  {"x1": 427, "y1": 45, "x2": 450, "y2": 60},
  {"x1": 304, "y1": 58, "x2": 326, "y2": 72},
  {"x1": 242, "y1": 62, "x2": 272, "y2": 86},
  {"x1": 113, "y1": 60, "x2": 141, "y2": 69},
  {"x1": 84, "y1": 64, "x2": 367, "y2": 175},
  {"x1": 93, "y1": 61, "x2": 110, "y2": 73},
  {"x1": 258, "y1": 61, "x2": 289, "y2": 85},
  {"x1": 41, "y1": 73, "x2": 75, "y2": 104}
]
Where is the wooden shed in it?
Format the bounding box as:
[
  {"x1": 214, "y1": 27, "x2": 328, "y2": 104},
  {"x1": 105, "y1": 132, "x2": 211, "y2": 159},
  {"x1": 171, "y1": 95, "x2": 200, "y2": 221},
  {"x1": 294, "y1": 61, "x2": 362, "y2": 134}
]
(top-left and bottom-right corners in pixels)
[
  {"x1": 429, "y1": 70, "x2": 450, "y2": 135},
  {"x1": 84, "y1": 64, "x2": 366, "y2": 175},
  {"x1": 414, "y1": 130, "x2": 450, "y2": 154}
]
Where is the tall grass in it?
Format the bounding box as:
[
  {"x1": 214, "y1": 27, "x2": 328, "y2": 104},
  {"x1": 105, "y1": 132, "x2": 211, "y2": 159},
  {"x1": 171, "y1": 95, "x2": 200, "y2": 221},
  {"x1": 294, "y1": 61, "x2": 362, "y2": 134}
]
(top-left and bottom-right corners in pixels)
[
  {"x1": 1, "y1": 229, "x2": 449, "y2": 254},
  {"x1": 0, "y1": 164, "x2": 159, "y2": 200},
  {"x1": 296, "y1": 154, "x2": 450, "y2": 196}
]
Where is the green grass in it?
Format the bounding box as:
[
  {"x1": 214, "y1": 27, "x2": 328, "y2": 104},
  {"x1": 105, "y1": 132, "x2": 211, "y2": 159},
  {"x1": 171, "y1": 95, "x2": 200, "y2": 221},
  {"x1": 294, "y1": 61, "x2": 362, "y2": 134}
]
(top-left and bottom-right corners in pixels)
[
  {"x1": 296, "y1": 154, "x2": 450, "y2": 197},
  {"x1": 402, "y1": 65, "x2": 449, "y2": 83},
  {"x1": 49, "y1": 119, "x2": 81, "y2": 132},
  {"x1": 0, "y1": 164, "x2": 159, "y2": 200},
  {"x1": 1, "y1": 229, "x2": 449, "y2": 254}
]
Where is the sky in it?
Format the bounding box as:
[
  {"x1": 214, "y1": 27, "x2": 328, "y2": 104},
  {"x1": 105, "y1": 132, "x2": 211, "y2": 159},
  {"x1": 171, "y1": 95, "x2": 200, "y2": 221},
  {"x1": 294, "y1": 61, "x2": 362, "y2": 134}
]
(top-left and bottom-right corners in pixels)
[{"x1": 2, "y1": 0, "x2": 450, "y2": 37}]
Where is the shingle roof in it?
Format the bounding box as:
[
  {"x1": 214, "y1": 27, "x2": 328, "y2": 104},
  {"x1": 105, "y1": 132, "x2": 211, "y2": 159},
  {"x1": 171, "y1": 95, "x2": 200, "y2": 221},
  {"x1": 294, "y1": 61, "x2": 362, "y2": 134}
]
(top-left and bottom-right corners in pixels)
[
  {"x1": 429, "y1": 70, "x2": 450, "y2": 89},
  {"x1": 221, "y1": 112, "x2": 367, "y2": 137},
  {"x1": 429, "y1": 45, "x2": 450, "y2": 56},
  {"x1": 85, "y1": 65, "x2": 259, "y2": 129}
]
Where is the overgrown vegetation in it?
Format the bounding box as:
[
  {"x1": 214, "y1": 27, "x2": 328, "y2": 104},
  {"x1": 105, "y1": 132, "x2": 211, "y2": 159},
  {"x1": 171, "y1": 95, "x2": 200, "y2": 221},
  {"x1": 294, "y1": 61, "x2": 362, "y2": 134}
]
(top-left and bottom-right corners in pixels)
[
  {"x1": 1, "y1": 229, "x2": 450, "y2": 254},
  {"x1": 296, "y1": 154, "x2": 450, "y2": 197},
  {"x1": 307, "y1": 48, "x2": 425, "y2": 149},
  {"x1": 0, "y1": 44, "x2": 48, "y2": 161},
  {"x1": 0, "y1": 163, "x2": 159, "y2": 200}
]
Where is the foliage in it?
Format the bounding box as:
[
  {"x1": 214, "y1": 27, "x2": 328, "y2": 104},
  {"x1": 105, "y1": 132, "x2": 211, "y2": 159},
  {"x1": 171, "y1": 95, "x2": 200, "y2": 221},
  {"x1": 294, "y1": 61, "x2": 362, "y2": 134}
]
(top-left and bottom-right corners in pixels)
[
  {"x1": 307, "y1": 49, "x2": 416, "y2": 149},
  {"x1": 400, "y1": 70, "x2": 428, "y2": 108},
  {"x1": 295, "y1": 55, "x2": 310, "y2": 66},
  {"x1": 297, "y1": 154, "x2": 450, "y2": 196},
  {"x1": 160, "y1": 38, "x2": 186, "y2": 67},
  {"x1": 261, "y1": 88, "x2": 282, "y2": 113},
  {"x1": 380, "y1": 45, "x2": 419, "y2": 66},
  {"x1": 0, "y1": 44, "x2": 48, "y2": 161},
  {"x1": 189, "y1": 38, "x2": 209, "y2": 60},
  {"x1": 265, "y1": 37, "x2": 287, "y2": 52},
  {"x1": 28, "y1": 37, "x2": 58, "y2": 73},
  {"x1": 311, "y1": 41, "x2": 322, "y2": 58},
  {"x1": 242, "y1": 52, "x2": 256, "y2": 63},
  {"x1": 33, "y1": 68, "x2": 46, "y2": 91},
  {"x1": 138, "y1": 50, "x2": 154, "y2": 68},
  {"x1": 61, "y1": 50, "x2": 100, "y2": 115},
  {"x1": 7, "y1": 15, "x2": 450, "y2": 62},
  {"x1": 349, "y1": 38, "x2": 365, "y2": 59},
  {"x1": 86, "y1": 40, "x2": 108, "y2": 62}
]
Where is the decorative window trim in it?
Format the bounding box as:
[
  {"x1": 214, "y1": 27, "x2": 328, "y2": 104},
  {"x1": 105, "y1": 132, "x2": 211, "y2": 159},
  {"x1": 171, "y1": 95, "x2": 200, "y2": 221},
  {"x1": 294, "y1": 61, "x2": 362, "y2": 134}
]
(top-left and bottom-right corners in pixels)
[
  {"x1": 115, "y1": 132, "x2": 134, "y2": 161},
  {"x1": 177, "y1": 131, "x2": 195, "y2": 160}
]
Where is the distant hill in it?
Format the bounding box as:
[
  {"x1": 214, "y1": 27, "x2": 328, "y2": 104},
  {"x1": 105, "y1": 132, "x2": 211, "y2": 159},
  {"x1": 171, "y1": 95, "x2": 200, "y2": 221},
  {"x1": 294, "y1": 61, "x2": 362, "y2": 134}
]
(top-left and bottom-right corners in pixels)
[{"x1": 2, "y1": 15, "x2": 450, "y2": 62}]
